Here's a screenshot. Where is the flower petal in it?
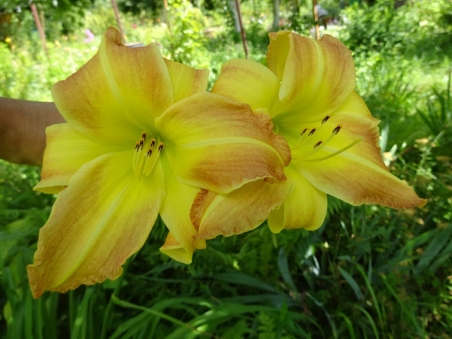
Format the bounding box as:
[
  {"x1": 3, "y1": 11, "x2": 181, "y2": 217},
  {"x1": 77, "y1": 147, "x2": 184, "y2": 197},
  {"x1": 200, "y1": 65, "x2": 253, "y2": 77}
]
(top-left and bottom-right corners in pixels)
[
  {"x1": 293, "y1": 95, "x2": 426, "y2": 208},
  {"x1": 275, "y1": 91, "x2": 378, "y2": 143},
  {"x1": 267, "y1": 31, "x2": 356, "y2": 122},
  {"x1": 160, "y1": 232, "x2": 206, "y2": 264},
  {"x1": 159, "y1": 156, "x2": 206, "y2": 264},
  {"x1": 268, "y1": 164, "x2": 327, "y2": 233},
  {"x1": 164, "y1": 58, "x2": 209, "y2": 103},
  {"x1": 34, "y1": 123, "x2": 126, "y2": 194},
  {"x1": 52, "y1": 27, "x2": 174, "y2": 144},
  {"x1": 27, "y1": 151, "x2": 165, "y2": 298},
  {"x1": 211, "y1": 59, "x2": 280, "y2": 113},
  {"x1": 193, "y1": 179, "x2": 291, "y2": 239},
  {"x1": 156, "y1": 92, "x2": 291, "y2": 194}
]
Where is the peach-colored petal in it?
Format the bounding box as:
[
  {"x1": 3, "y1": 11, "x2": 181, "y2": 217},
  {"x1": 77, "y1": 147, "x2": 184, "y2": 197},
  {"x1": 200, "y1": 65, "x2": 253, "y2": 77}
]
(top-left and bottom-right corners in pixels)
[
  {"x1": 52, "y1": 27, "x2": 174, "y2": 144},
  {"x1": 34, "y1": 123, "x2": 127, "y2": 194},
  {"x1": 160, "y1": 232, "x2": 206, "y2": 264},
  {"x1": 268, "y1": 164, "x2": 327, "y2": 233},
  {"x1": 193, "y1": 179, "x2": 291, "y2": 239},
  {"x1": 275, "y1": 92, "x2": 378, "y2": 144},
  {"x1": 156, "y1": 92, "x2": 291, "y2": 194},
  {"x1": 159, "y1": 157, "x2": 206, "y2": 264},
  {"x1": 291, "y1": 95, "x2": 426, "y2": 208},
  {"x1": 164, "y1": 58, "x2": 209, "y2": 103},
  {"x1": 211, "y1": 59, "x2": 280, "y2": 114},
  {"x1": 268, "y1": 31, "x2": 356, "y2": 122},
  {"x1": 27, "y1": 151, "x2": 165, "y2": 298}
]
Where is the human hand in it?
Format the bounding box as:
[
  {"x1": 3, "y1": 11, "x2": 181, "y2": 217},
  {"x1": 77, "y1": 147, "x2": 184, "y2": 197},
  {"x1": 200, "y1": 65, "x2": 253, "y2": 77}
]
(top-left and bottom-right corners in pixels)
[{"x1": 0, "y1": 97, "x2": 65, "y2": 166}]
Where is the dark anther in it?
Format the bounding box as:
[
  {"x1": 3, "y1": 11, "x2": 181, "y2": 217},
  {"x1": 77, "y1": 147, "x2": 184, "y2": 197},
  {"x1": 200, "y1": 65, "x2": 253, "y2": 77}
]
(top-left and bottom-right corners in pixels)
[
  {"x1": 158, "y1": 144, "x2": 164, "y2": 153},
  {"x1": 141, "y1": 131, "x2": 147, "y2": 141},
  {"x1": 322, "y1": 116, "x2": 330, "y2": 124},
  {"x1": 314, "y1": 141, "x2": 323, "y2": 148},
  {"x1": 150, "y1": 140, "x2": 156, "y2": 148},
  {"x1": 135, "y1": 141, "x2": 140, "y2": 151},
  {"x1": 332, "y1": 126, "x2": 341, "y2": 135},
  {"x1": 147, "y1": 149, "x2": 153, "y2": 157},
  {"x1": 300, "y1": 128, "x2": 309, "y2": 136},
  {"x1": 308, "y1": 128, "x2": 317, "y2": 136},
  {"x1": 139, "y1": 139, "x2": 144, "y2": 150}
]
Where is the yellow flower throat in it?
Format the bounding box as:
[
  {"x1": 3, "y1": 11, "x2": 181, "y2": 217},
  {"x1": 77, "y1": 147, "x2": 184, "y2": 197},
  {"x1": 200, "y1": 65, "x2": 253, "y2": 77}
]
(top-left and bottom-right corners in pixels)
[
  {"x1": 133, "y1": 131, "x2": 164, "y2": 179},
  {"x1": 296, "y1": 115, "x2": 361, "y2": 162}
]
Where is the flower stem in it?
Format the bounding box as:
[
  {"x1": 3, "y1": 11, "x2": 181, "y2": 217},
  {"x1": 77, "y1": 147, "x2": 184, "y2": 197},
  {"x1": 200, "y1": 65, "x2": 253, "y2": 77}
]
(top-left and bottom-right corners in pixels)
[{"x1": 99, "y1": 255, "x2": 134, "y2": 339}]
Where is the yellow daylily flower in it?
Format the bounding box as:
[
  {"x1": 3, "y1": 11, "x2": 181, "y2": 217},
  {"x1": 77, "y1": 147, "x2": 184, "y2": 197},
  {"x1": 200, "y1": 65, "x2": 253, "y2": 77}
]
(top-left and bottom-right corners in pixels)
[
  {"x1": 193, "y1": 30, "x2": 426, "y2": 239},
  {"x1": 27, "y1": 27, "x2": 290, "y2": 298}
]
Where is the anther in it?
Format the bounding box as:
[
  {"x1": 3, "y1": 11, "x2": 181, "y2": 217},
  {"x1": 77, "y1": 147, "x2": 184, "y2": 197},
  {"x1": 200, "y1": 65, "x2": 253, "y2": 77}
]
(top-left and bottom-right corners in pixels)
[
  {"x1": 158, "y1": 144, "x2": 164, "y2": 153},
  {"x1": 332, "y1": 126, "x2": 341, "y2": 135},
  {"x1": 135, "y1": 141, "x2": 140, "y2": 151},
  {"x1": 308, "y1": 128, "x2": 317, "y2": 136},
  {"x1": 150, "y1": 139, "x2": 156, "y2": 149},
  {"x1": 147, "y1": 149, "x2": 153, "y2": 157},
  {"x1": 300, "y1": 128, "x2": 309, "y2": 136},
  {"x1": 322, "y1": 116, "x2": 330, "y2": 124},
  {"x1": 141, "y1": 131, "x2": 147, "y2": 141},
  {"x1": 139, "y1": 139, "x2": 145, "y2": 150},
  {"x1": 314, "y1": 141, "x2": 323, "y2": 148}
]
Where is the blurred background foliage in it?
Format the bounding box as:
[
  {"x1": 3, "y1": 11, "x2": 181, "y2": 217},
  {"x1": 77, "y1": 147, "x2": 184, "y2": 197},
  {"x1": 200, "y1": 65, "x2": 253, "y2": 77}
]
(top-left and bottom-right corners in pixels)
[{"x1": 1, "y1": 0, "x2": 452, "y2": 337}]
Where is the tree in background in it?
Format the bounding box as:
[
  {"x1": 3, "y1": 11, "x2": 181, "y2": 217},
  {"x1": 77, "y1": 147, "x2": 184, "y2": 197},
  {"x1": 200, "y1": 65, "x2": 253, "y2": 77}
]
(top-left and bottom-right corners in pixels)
[{"x1": 1, "y1": 0, "x2": 96, "y2": 43}]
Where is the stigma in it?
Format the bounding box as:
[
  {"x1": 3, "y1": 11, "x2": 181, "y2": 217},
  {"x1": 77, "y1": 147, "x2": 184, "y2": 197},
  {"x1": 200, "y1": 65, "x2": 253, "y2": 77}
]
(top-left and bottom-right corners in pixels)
[{"x1": 133, "y1": 131, "x2": 164, "y2": 179}]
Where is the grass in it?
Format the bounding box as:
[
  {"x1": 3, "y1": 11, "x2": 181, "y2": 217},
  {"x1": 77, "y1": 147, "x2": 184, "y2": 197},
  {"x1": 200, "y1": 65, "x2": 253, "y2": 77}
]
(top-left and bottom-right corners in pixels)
[{"x1": 1, "y1": 0, "x2": 452, "y2": 338}]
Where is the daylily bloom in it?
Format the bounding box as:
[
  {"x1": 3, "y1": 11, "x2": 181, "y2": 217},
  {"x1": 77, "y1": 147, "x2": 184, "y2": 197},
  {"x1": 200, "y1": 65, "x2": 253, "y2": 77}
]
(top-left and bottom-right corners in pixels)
[
  {"x1": 192, "y1": 30, "x2": 426, "y2": 239},
  {"x1": 27, "y1": 27, "x2": 290, "y2": 298}
]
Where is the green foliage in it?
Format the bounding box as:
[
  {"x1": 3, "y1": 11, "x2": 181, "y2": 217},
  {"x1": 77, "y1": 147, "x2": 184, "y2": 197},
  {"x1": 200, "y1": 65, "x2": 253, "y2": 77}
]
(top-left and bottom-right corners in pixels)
[
  {"x1": 340, "y1": 0, "x2": 452, "y2": 59},
  {"x1": 341, "y1": 0, "x2": 406, "y2": 56},
  {"x1": 1, "y1": 0, "x2": 97, "y2": 42},
  {"x1": 417, "y1": 69, "x2": 451, "y2": 136},
  {"x1": 0, "y1": 34, "x2": 97, "y2": 100},
  {"x1": 118, "y1": 0, "x2": 163, "y2": 17},
  {"x1": 354, "y1": 56, "x2": 425, "y2": 146},
  {"x1": 163, "y1": 0, "x2": 208, "y2": 64}
]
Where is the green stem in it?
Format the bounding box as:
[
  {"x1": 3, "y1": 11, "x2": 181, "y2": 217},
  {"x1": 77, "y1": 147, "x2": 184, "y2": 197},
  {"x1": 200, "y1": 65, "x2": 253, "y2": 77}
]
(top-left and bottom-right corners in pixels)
[
  {"x1": 69, "y1": 290, "x2": 75, "y2": 335},
  {"x1": 99, "y1": 256, "x2": 134, "y2": 339},
  {"x1": 35, "y1": 297, "x2": 43, "y2": 339}
]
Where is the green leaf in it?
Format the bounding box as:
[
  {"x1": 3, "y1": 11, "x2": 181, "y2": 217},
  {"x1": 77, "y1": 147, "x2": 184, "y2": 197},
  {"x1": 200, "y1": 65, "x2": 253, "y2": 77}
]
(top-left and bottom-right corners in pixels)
[
  {"x1": 214, "y1": 272, "x2": 277, "y2": 293},
  {"x1": 277, "y1": 248, "x2": 298, "y2": 293},
  {"x1": 414, "y1": 225, "x2": 452, "y2": 275},
  {"x1": 338, "y1": 266, "x2": 363, "y2": 301}
]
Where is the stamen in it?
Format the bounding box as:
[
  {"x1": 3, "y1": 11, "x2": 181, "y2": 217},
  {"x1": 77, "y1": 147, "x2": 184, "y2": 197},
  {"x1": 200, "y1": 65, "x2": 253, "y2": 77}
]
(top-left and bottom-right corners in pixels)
[
  {"x1": 298, "y1": 123, "x2": 357, "y2": 160},
  {"x1": 133, "y1": 144, "x2": 140, "y2": 177},
  {"x1": 297, "y1": 119, "x2": 337, "y2": 151},
  {"x1": 308, "y1": 128, "x2": 317, "y2": 136},
  {"x1": 133, "y1": 134, "x2": 163, "y2": 179},
  {"x1": 144, "y1": 142, "x2": 164, "y2": 176}
]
